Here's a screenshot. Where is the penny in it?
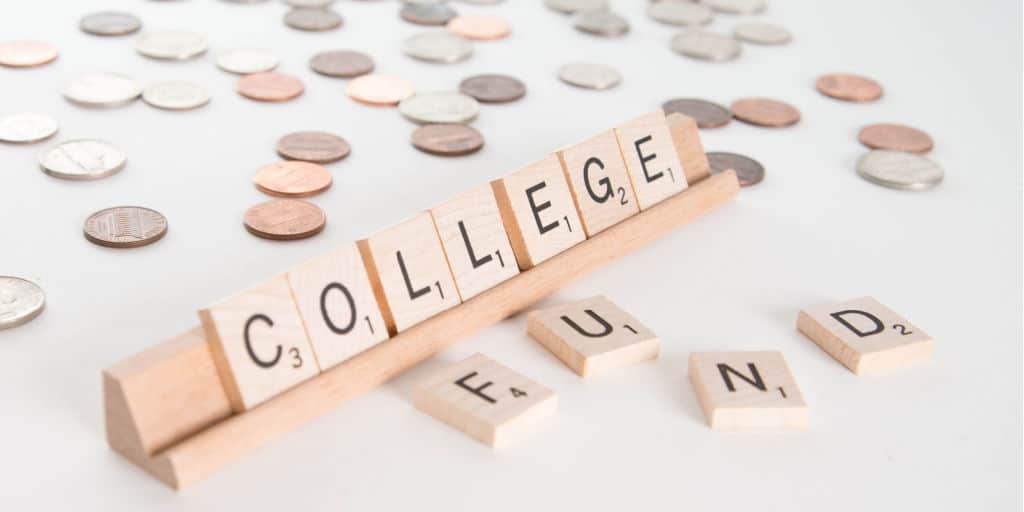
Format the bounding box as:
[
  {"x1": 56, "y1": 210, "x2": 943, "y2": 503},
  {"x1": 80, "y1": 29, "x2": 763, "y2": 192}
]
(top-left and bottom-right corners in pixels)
[
  {"x1": 0, "y1": 113, "x2": 59, "y2": 144},
  {"x1": 447, "y1": 15, "x2": 512, "y2": 40},
  {"x1": 39, "y1": 139, "x2": 126, "y2": 180},
  {"x1": 142, "y1": 81, "x2": 210, "y2": 110},
  {"x1": 572, "y1": 10, "x2": 629, "y2": 37},
  {"x1": 0, "y1": 276, "x2": 45, "y2": 330},
  {"x1": 284, "y1": 7, "x2": 342, "y2": 31},
  {"x1": 731, "y1": 98, "x2": 800, "y2": 127},
  {"x1": 459, "y1": 74, "x2": 525, "y2": 103},
  {"x1": 399, "y1": 91, "x2": 479, "y2": 124},
  {"x1": 649, "y1": 1, "x2": 713, "y2": 26},
  {"x1": 816, "y1": 73, "x2": 883, "y2": 103},
  {"x1": 237, "y1": 72, "x2": 304, "y2": 102},
  {"x1": 545, "y1": 0, "x2": 607, "y2": 13},
  {"x1": 84, "y1": 206, "x2": 168, "y2": 248},
  {"x1": 80, "y1": 11, "x2": 142, "y2": 36},
  {"x1": 856, "y1": 150, "x2": 943, "y2": 191},
  {"x1": 401, "y1": 4, "x2": 457, "y2": 25},
  {"x1": 858, "y1": 123, "x2": 933, "y2": 154},
  {"x1": 244, "y1": 199, "x2": 326, "y2": 240},
  {"x1": 0, "y1": 40, "x2": 58, "y2": 68},
  {"x1": 254, "y1": 161, "x2": 332, "y2": 197},
  {"x1": 310, "y1": 50, "x2": 375, "y2": 78},
  {"x1": 706, "y1": 151, "x2": 764, "y2": 187},
  {"x1": 411, "y1": 124, "x2": 484, "y2": 156},
  {"x1": 276, "y1": 131, "x2": 351, "y2": 163},
  {"x1": 346, "y1": 74, "x2": 415, "y2": 105},
  {"x1": 700, "y1": 0, "x2": 765, "y2": 15},
  {"x1": 135, "y1": 30, "x2": 207, "y2": 60},
  {"x1": 63, "y1": 72, "x2": 141, "y2": 108},
  {"x1": 734, "y1": 22, "x2": 791, "y2": 45},
  {"x1": 217, "y1": 48, "x2": 279, "y2": 74},
  {"x1": 558, "y1": 62, "x2": 621, "y2": 90},
  {"x1": 671, "y1": 29, "x2": 740, "y2": 61},
  {"x1": 402, "y1": 32, "x2": 473, "y2": 63},
  {"x1": 661, "y1": 98, "x2": 731, "y2": 128}
]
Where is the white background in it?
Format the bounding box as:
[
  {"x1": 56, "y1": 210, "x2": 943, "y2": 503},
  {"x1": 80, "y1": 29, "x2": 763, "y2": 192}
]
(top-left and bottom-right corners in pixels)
[{"x1": 1, "y1": 0, "x2": 1021, "y2": 510}]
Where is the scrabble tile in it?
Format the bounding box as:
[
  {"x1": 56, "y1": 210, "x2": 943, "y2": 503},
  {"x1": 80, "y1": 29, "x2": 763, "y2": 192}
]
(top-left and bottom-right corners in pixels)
[
  {"x1": 666, "y1": 112, "x2": 711, "y2": 184},
  {"x1": 614, "y1": 110, "x2": 688, "y2": 210},
  {"x1": 429, "y1": 184, "x2": 520, "y2": 301},
  {"x1": 689, "y1": 351, "x2": 808, "y2": 430},
  {"x1": 357, "y1": 212, "x2": 461, "y2": 334},
  {"x1": 413, "y1": 353, "x2": 557, "y2": 448},
  {"x1": 797, "y1": 296, "x2": 933, "y2": 375},
  {"x1": 527, "y1": 295, "x2": 659, "y2": 377},
  {"x1": 200, "y1": 275, "x2": 321, "y2": 412},
  {"x1": 491, "y1": 154, "x2": 586, "y2": 269},
  {"x1": 286, "y1": 243, "x2": 389, "y2": 370},
  {"x1": 556, "y1": 130, "x2": 640, "y2": 237}
]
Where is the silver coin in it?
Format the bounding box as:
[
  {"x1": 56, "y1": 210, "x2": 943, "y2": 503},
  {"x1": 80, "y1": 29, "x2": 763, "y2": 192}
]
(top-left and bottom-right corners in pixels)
[
  {"x1": 0, "y1": 113, "x2": 59, "y2": 144},
  {"x1": 142, "y1": 81, "x2": 210, "y2": 110},
  {"x1": 135, "y1": 30, "x2": 207, "y2": 60},
  {"x1": 700, "y1": 0, "x2": 765, "y2": 15},
  {"x1": 648, "y1": 1, "x2": 713, "y2": 26},
  {"x1": 284, "y1": 8, "x2": 342, "y2": 31},
  {"x1": 402, "y1": 0, "x2": 448, "y2": 4},
  {"x1": 80, "y1": 11, "x2": 142, "y2": 36},
  {"x1": 38, "y1": 139, "x2": 126, "y2": 180},
  {"x1": 545, "y1": 0, "x2": 607, "y2": 14},
  {"x1": 734, "y1": 22, "x2": 791, "y2": 45},
  {"x1": 401, "y1": 4, "x2": 457, "y2": 25},
  {"x1": 402, "y1": 32, "x2": 473, "y2": 63},
  {"x1": 216, "y1": 48, "x2": 279, "y2": 74},
  {"x1": 856, "y1": 150, "x2": 943, "y2": 191},
  {"x1": 398, "y1": 91, "x2": 479, "y2": 124},
  {"x1": 286, "y1": 0, "x2": 333, "y2": 7},
  {"x1": 63, "y1": 72, "x2": 141, "y2": 108},
  {"x1": 572, "y1": 9, "x2": 629, "y2": 37},
  {"x1": 558, "y1": 62, "x2": 621, "y2": 90},
  {"x1": 0, "y1": 276, "x2": 45, "y2": 331},
  {"x1": 671, "y1": 29, "x2": 740, "y2": 61}
]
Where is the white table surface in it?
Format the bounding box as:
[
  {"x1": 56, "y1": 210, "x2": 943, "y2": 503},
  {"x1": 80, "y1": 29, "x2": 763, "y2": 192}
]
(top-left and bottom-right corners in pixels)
[{"x1": 1, "y1": 0, "x2": 1021, "y2": 510}]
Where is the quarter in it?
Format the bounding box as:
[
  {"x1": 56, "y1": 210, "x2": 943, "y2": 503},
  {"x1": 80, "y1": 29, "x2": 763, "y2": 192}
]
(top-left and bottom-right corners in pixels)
[
  {"x1": 39, "y1": 139, "x2": 126, "y2": 180},
  {"x1": 0, "y1": 276, "x2": 46, "y2": 330}
]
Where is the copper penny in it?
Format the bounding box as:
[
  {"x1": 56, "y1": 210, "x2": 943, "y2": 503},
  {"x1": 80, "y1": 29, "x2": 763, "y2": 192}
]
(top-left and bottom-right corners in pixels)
[
  {"x1": 276, "y1": 131, "x2": 351, "y2": 163},
  {"x1": 237, "y1": 72, "x2": 304, "y2": 102},
  {"x1": 253, "y1": 161, "x2": 332, "y2": 198},
  {"x1": 244, "y1": 199, "x2": 326, "y2": 240},
  {"x1": 661, "y1": 98, "x2": 731, "y2": 128},
  {"x1": 730, "y1": 98, "x2": 800, "y2": 127},
  {"x1": 858, "y1": 123, "x2": 933, "y2": 154},
  {"x1": 83, "y1": 206, "x2": 168, "y2": 248},
  {"x1": 411, "y1": 124, "x2": 484, "y2": 156},
  {"x1": 346, "y1": 74, "x2": 415, "y2": 106},
  {"x1": 447, "y1": 15, "x2": 512, "y2": 41},
  {"x1": 816, "y1": 73, "x2": 883, "y2": 103},
  {"x1": 310, "y1": 50, "x2": 374, "y2": 78},
  {"x1": 459, "y1": 74, "x2": 526, "y2": 103},
  {"x1": 0, "y1": 40, "x2": 58, "y2": 68}
]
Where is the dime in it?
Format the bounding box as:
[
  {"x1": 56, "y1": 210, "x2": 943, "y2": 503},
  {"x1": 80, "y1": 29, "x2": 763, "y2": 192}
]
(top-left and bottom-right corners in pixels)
[
  {"x1": 39, "y1": 139, "x2": 126, "y2": 180},
  {"x1": 671, "y1": 29, "x2": 740, "y2": 61},
  {"x1": 734, "y1": 22, "x2": 791, "y2": 45},
  {"x1": 706, "y1": 151, "x2": 764, "y2": 187},
  {"x1": 237, "y1": 72, "x2": 304, "y2": 102},
  {"x1": 217, "y1": 48, "x2": 279, "y2": 74},
  {"x1": 244, "y1": 199, "x2": 326, "y2": 240},
  {"x1": 700, "y1": 0, "x2": 765, "y2": 15},
  {"x1": 815, "y1": 73, "x2": 883, "y2": 102},
  {"x1": 858, "y1": 123, "x2": 933, "y2": 154},
  {"x1": 284, "y1": 7, "x2": 342, "y2": 31},
  {"x1": 856, "y1": 150, "x2": 943, "y2": 191},
  {"x1": 399, "y1": 91, "x2": 479, "y2": 124},
  {"x1": 80, "y1": 11, "x2": 142, "y2": 36},
  {"x1": 661, "y1": 98, "x2": 731, "y2": 129},
  {"x1": 63, "y1": 72, "x2": 141, "y2": 108},
  {"x1": 459, "y1": 74, "x2": 525, "y2": 103},
  {"x1": 254, "y1": 161, "x2": 332, "y2": 197},
  {"x1": 402, "y1": 32, "x2": 473, "y2": 63},
  {"x1": 731, "y1": 98, "x2": 800, "y2": 127},
  {"x1": 142, "y1": 81, "x2": 210, "y2": 110},
  {"x1": 572, "y1": 10, "x2": 629, "y2": 37},
  {"x1": 310, "y1": 50, "x2": 375, "y2": 78},
  {"x1": 401, "y1": 4, "x2": 457, "y2": 25},
  {"x1": 84, "y1": 206, "x2": 168, "y2": 248},
  {"x1": 558, "y1": 62, "x2": 621, "y2": 90},
  {"x1": 0, "y1": 40, "x2": 58, "y2": 67},
  {"x1": 648, "y1": 1, "x2": 714, "y2": 26},
  {"x1": 411, "y1": 124, "x2": 484, "y2": 156},
  {"x1": 135, "y1": 30, "x2": 207, "y2": 60},
  {"x1": 0, "y1": 113, "x2": 59, "y2": 144},
  {"x1": 545, "y1": 0, "x2": 607, "y2": 14},
  {"x1": 346, "y1": 74, "x2": 415, "y2": 105},
  {"x1": 447, "y1": 15, "x2": 511, "y2": 40},
  {"x1": 276, "y1": 131, "x2": 351, "y2": 163},
  {"x1": 0, "y1": 276, "x2": 45, "y2": 330}
]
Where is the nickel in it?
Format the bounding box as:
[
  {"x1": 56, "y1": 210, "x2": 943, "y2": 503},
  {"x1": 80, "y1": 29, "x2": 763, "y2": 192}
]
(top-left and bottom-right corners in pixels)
[
  {"x1": 0, "y1": 276, "x2": 46, "y2": 330},
  {"x1": 734, "y1": 22, "x2": 792, "y2": 45},
  {"x1": 217, "y1": 48, "x2": 279, "y2": 74},
  {"x1": 0, "y1": 113, "x2": 59, "y2": 144},
  {"x1": 84, "y1": 206, "x2": 168, "y2": 248},
  {"x1": 856, "y1": 150, "x2": 943, "y2": 191},
  {"x1": 402, "y1": 32, "x2": 473, "y2": 63},
  {"x1": 671, "y1": 29, "x2": 740, "y2": 61},
  {"x1": 135, "y1": 30, "x2": 207, "y2": 60},
  {"x1": 63, "y1": 72, "x2": 141, "y2": 108},
  {"x1": 399, "y1": 91, "x2": 480, "y2": 124},
  {"x1": 39, "y1": 139, "x2": 126, "y2": 180},
  {"x1": 558, "y1": 62, "x2": 622, "y2": 90},
  {"x1": 572, "y1": 10, "x2": 629, "y2": 37},
  {"x1": 142, "y1": 81, "x2": 210, "y2": 110}
]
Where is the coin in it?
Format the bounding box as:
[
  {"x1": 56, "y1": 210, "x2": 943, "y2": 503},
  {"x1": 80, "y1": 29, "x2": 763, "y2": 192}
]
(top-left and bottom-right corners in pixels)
[
  {"x1": 244, "y1": 199, "x2": 326, "y2": 240},
  {"x1": 545, "y1": 0, "x2": 606, "y2": 13},
  {"x1": 671, "y1": 29, "x2": 740, "y2": 61},
  {"x1": 142, "y1": 81, "x2": 210, "y2": 110},
  {"x1": 459, "y1": 74, "x2": 525, "y2": 103},
  {"x1": 135, "y1": 30, "x2": 207, "y2": 60},
  {"x1": 734, "y1": 22, "x2": 791, "y2": 45},
  {"x1": 700, "y1": 0, "x2": 765, "y2": 15},
  {"x1": 447, "y1": 15, "x2": 512, "y2": 40},
  {"x1": 411, "y1": 124, "x2": 484, "y2": 156},
  {"x1": 63, "y1": 73, "x2": 141, "y2": 108},
  {"x1": 39, "y1": 140, "x2": 126, "y2": 180},
  {"x1": 276, "y1": 131, "x2": 351, "y2": 163},
  {"x1": 399, "y1": 91, "x2": 479, "y2": 124},
  {"x1": 858, "y1": 123, "x2": 933, "y2": 154},
  {"x1": 84, "y1": 206, "x2": 168, "y2": 248},
  {"x1": 731, "y1": 98, "x2": 800, "y2": 127},
  {"x1": 649, "y1": 1, "x2": 713, "y2": 26},
  {"x1": 0, "y1": 40, "x2": 58, "y2": 68},
  {"x1": 0, "y1": 113, "x2": 59, "y2": 144},
  {"x1": 856, "y1": 150, "x2": 943, "y2": 191},
  {"x1": 310, "y1": 50, "x2": 375, "y2": 78},
  {"x1": 572, "y1": 10, "x2": 629, "y2": 37},
  {"x1": 815, "y1": 73, "x2": 883, "y2": 103},
  {"x1": 661, "y1": 98, "x2": 731, "y2": 128},
  {"x1": 401, "y1": 4, "x2": 457, "y2": 25},
  {"x1": 80, "y1": 11, "x2": 142, "y2": 36},
  {"x1": 287, "y1": 0, "x2": 333, "y2": 6},
  {"x1": 0, "y1": 276, "x2": 45, "y2": 330},
  {"x1": 346, "y1": 74, "x2": 415, "y2": 105},
  {"x1": 706, "y1": 151, "x2": 764, "y2": 187},
  {"x1": 402, "y1": 33, "x2": 473, "y2": 63},
  {"x1": 558, "y1": 62, "x2": 621, "y2": 90},
  {"x1": 237, "y1": 72, "x2": 304, "y2": 102},
  {"x1": 254, "y1": 161, "x2": 333, "y2": 197},
  {"x1": 217, "y1": 48, "x2": 279, "y2": 74},
  {"x1": 284, "y1": 7, "x2": 342, "y2": 31}
]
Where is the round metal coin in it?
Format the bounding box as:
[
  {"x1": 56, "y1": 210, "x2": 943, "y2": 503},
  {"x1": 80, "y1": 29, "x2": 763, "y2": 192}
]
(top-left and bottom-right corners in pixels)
[
  {"x1": 459, "y1": 74, "x2": 525, "y2": 103},
  {"x1": 447, "y1": 15, "x2": 511, "y2": 40},
  {"x1": 287, "y1": 0, "x2": 333, "y2": 6},
  {"x1": 80, "y1": 11, "x2": 142, "y2": 36},
  {"x1": 706, "y1": 151, "x2": 764, "y2": 187},
  {"x1": 411, "y1": 124, "x2": 484, "y2": 156},
  {"x1": 399, "y1": 91, "x2": 479, "y2": 124},
  {"x1": 244, "y1": 199, "x2": 326, "y2": 240},
  {"x1": 310, "y1": 50, "x2": 375, "y2": 78},
  {"x1": 858, "y1": 123, "x2": 933, "y2": 154},
  {"x1": 237, "y1": 72, "x2": 304, "y2": 102},
  {"x1": 0, "y1": 113, "x2": 59, "y2": 144},
  {"x1": 731, "y1": 98, "x2": 800, "y2": 127},
  {"x1": 558, "y1": 62, "x2": 622, "y2": 90},
  {"x1": 142, "y1": 81, "x2": 210, "y2": 110},
  {"x1": 856, "y1": 150, "x2": 943, "y2": 191},
  {"x1": 135, "y1": 30, "x2": 207, "y2": 60},
  {"x1": 0, "y1": 40, "x2": 58, "y2": 67},
  {"x1": 545, "y1": 0, "x2": 607, "y2": 13},
  {"x1": 700, "y1": 0, "x2": 765, "y2": 15},
  {"x1": 254, "y1": 161, "x2": 332, "y2": 197},
  {"x1": 346, "y1": 74, "x2": 415, "y2": 105},
  {"x1": 276, "y1": 131, "x2": 351, "y2": 163},
  {"x1": 649, "y1": 2, "x2": 713, "y2": 26},
  {"x1": 734, "y1": 22, "x2": 791, "y2": 45},
  {"x1": 572, "y1": 10, "x2": 629, "y2": 37},
  {"x1": 284, "y1": 7, "x2": 342, "y2": 31},
  {"x1": 84, "y1": 206, "x2": 168, "y2": 248},
  {"x1": 816, "y1": 73, "x2": 884, "y2": 102},
  {"x1": 63, "y1": 72, "x2": 141, "y2": 108},
  {"x1": 402, "y1": 33, "x2": 473, "y2": 63},
  {"x1": 671, "y1": 29, "x2": 740, "y2": 61},
  {"x1": 401, "y1": 4, "x2": 457, "y2": 25},
  {"x1": 0, "y1": 276, "x2": 45, "y2": 330},
  {"x1": 39, "y1": 139, "x2": 126, "y2": 180},
  {"x1": 661, "y1": 98, "x2": 731, "y2": 128},
  {"x1": 217, "y1": 48, "x2": 279, "y2": 74}
]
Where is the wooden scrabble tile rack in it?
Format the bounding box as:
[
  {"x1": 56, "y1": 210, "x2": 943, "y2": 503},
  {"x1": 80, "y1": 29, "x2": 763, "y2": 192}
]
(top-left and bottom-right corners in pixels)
[{"x1": 102, "y1": 112, "x2": 740, "y2": 490}]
